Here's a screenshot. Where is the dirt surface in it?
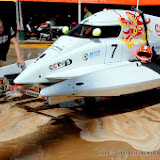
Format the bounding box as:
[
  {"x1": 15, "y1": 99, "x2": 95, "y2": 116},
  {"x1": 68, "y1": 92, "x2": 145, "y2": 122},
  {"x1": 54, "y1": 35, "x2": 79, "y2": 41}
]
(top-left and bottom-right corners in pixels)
[
  {"x1": 0, "y1": 43, "x2": 159, "y2": 160},
  {"x1": 0, "y1": 89, "x2": 160, "y2": 160}
]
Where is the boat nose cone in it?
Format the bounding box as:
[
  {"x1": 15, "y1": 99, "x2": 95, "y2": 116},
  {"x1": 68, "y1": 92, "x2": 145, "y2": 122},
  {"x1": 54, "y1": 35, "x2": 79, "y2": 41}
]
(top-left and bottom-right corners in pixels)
[
  {"x1": 14, "y1": 72, "x2": 29, "y2": 84},
  {"x1": 14, "y1": 65, "x2": 48, "y2": 84}
]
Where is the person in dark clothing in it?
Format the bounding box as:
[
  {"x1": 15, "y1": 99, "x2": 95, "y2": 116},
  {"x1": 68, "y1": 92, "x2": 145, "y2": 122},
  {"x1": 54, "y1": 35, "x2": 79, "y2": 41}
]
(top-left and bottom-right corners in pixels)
[
  {"x1": 0, "y1": 18, "x2": 24, "y2": 92},
  {"x1": 131, "y1": 5, "x2": 136, "y2": 11},
  {"x1": 0, "y1": 18, "x2": 24, "y2": 67}
]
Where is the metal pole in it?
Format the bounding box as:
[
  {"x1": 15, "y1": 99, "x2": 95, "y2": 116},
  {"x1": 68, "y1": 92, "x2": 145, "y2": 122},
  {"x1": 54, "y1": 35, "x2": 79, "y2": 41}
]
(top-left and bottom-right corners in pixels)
[
  {"x1": 19, "y1": 1, "x2": 24, "y2": 30},
  {"x1": 136, "y1": 0, "x2": 139, "y2": 10},
  {"x1": 78, "y1": 0, "x2": 81, "y2": 24},
  {"x1": 16, "y1": 0, "x2": 20, "y2": 39}
]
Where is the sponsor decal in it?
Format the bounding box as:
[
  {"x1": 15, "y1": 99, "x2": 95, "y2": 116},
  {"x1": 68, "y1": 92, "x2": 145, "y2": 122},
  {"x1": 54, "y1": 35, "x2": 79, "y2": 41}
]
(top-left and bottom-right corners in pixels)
[
  {"x1": 10, "y1": 85, "x2": 46, "y2": 100},
  {"x1": 82, "y1": 50, "x2": 100, "y2": 61},
  {"x1": 90, "y1": 50, "x2": 100, "y2": 58},
  {"x1": 114, "y1": 10, "x2": 152, "y2": 48},
  {"x1": 155, "y1": 24, "x2": 160, "y2": 36},
  {"x1": 82, "y1": 53, "x2": 89, "y2": 61},
  {"x1": 49, "y1": 59, "x2": 72, "y2": 70},
  {"x1": 49, "y1": 45, "x2": 63, "y2": 53}
]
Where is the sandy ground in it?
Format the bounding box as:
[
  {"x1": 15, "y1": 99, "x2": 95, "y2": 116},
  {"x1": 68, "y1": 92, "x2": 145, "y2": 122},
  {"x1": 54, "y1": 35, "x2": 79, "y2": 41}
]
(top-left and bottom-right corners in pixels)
[
  {"x1": 0, "y1": 89, "x2": 159, "y2": 160},
  {"x1": 0, "y1": 44, "x2": 159, "y2": 160}
]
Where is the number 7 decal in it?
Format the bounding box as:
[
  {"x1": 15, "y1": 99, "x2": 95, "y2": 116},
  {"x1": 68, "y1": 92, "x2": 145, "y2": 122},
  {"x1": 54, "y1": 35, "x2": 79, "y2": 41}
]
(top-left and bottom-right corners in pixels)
[{"x1": 111, "y1": 44, "x2": 118, "y2": 58}]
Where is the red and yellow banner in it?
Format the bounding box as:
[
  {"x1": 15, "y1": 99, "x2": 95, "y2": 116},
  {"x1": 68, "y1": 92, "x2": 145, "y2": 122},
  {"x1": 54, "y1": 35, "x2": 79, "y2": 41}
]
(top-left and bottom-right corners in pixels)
[
  {"x1": 0, "y1": 0, "x2": 160, "y2": 5},
  {"x1": 19, "y1": 0, "x2": 160, "y2": 5},
  {"x1": 0, "y1": 0, "x2": 17, "y2": 1}
]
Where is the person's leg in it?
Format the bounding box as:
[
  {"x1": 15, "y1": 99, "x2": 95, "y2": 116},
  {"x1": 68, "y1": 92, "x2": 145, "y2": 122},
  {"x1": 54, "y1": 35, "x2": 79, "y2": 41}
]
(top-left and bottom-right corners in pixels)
[{"x1": 0, "y1": 60, "x2": 3, "y2": 87}]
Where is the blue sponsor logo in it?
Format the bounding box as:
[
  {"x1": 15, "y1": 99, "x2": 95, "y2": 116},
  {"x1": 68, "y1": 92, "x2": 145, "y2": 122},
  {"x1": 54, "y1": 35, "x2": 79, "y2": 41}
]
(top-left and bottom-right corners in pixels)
[
  {"x1": 82, "y1": 50, "x2": 100, "y2": 61},
  {"x1": 89, "y1": 50, "x2": 100, "y2": 59}
]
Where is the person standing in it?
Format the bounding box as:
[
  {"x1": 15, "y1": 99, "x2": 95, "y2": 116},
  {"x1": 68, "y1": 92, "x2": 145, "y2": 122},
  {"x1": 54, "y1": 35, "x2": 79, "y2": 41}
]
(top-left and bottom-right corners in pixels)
[
  {"x1": 0, "y1": 18, "x2": 24, "y2": 92},
  {"x1": 84, "y1": 7, "x2": 92, "y2": 19},
  {"x1": 131, "y1": 5, "x2": 136, "y2": 11}
]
